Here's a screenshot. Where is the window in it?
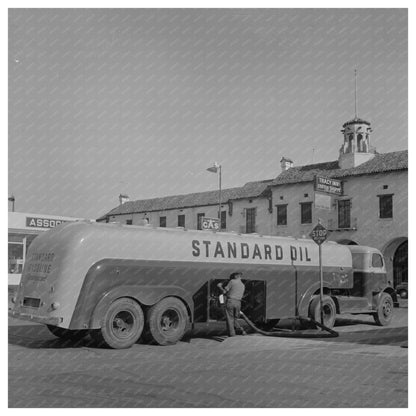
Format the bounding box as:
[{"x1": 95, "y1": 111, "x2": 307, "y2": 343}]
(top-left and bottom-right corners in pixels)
[
  {"x1": 197, "y1": 213, "x2": 205, "y2": 230},
  {"x1": 246, "y1": 208, "x2": 256, "y2": 233},
  {"x1": 338, "y1": 199, "x2": 351, "y2": 229},
  {"x1": 178, "y1": 214, "x2": 185, "y2": 227},
  {"x1": 372, "y1": 253, "x2": 384, "y2": 268},
  {"x1": 276, "y1": 204, "x2": 287, "y2": 226},
  {"x1": 300, "y1": 202, "x2": 312, "y2": 224},
  {"x1": 126, "y1": 219, "x2": 132, "y2": 225},
  {"x1": 351, "y1": 253, "x2": 365, "y2": 270},
  {"x1": 8, "y1": 233, "x2": 38, "y2": 275},
  {"x1": 378, "y1": 194, "x2": 393, "y2": 219},
  {"x1": 159, "y1": 216, "x2": 166, "y2": 227},
  {"x1": 220, "y1": 211, "x2": 226, "y2": 230},
  {"x1": 8, "y1": 239, "x2": 24, "y2": 274}
]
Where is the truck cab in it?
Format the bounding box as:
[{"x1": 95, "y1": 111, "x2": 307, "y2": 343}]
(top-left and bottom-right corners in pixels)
[{"x1": 334, "y1": 245, "x2": 398, "y2": 319}]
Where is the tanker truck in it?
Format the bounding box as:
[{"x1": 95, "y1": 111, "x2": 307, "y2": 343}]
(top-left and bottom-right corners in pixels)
[{"x1": 9, "y1": 221, "x2": 396, "y2": 348}]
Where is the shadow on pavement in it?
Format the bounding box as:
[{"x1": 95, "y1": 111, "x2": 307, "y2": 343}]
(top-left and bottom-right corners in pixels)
[
  {"x1": 8, "y1": 324, "x2": 98, "y2": 349},
  {"x1": 321, "y1": 326, "x2": 408, "y2": 346}
]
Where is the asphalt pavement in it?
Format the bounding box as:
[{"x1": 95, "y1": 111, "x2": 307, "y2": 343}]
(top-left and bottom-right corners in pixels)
[{"x1": 8, "y1": 299, "x2": 408, "y2": 408}]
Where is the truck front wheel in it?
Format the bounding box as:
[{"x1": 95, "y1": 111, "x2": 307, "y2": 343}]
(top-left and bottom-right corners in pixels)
[
  {"x1": 93, "y1": 297, "x2": 145, "y2": 349},
  {"x1": 308, "y1": 295, "x2": 337, "y2": 329},
  {"x1": 373, "y1": 293, "x2": 394, "y2": 326},
  {"x1": 147, "y1": 297, "x2": 189, "y2": 346}
]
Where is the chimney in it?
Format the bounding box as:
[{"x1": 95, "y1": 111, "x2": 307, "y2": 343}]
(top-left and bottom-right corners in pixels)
[
  {"x1": 119, "y1": 194, "x2": 130, "y2": 205},
  {"x1": 280, "y1": 157, "x2": 294, "y2": 172}
]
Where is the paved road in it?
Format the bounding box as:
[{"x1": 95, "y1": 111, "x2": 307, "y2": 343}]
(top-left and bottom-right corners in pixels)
[{"x1": 8, "y1": 303, "x2": 408, "y2": 408}]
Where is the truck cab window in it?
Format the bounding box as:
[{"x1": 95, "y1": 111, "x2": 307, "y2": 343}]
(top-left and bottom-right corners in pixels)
[
  {"x1": 351, "y1": 253, "x2": 365, "y2": 270},
  {"x1": 372, "y1": 253, "x2": 384, "y2": 268}
]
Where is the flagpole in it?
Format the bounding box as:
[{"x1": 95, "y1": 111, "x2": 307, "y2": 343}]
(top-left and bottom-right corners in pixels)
[{"x1": 218, "y1": 165, "x2": 222, "y2": 231}]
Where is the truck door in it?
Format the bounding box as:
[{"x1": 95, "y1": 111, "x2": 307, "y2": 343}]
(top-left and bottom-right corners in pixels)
[{"x1": 365, "y1": 252, "x2": 388, "y2": 294}]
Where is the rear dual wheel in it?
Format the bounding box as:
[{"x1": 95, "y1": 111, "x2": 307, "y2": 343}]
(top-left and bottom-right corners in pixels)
[
  {"x1": 92, "y1": 296, "x2": 189, "y2": 348},
  {"x1": 92, "y1": 297, "x2": 145, "y2": 349},
  {"x1": 147, "y1": 297, "x2": 189, "y2": 346}
]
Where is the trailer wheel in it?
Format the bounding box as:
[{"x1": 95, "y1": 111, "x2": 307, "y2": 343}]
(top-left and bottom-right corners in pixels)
[
  {"x1": 373, "y1": 292, "x2": 394, "y2": 326},
  {"x1": 93, "y1": 297, "x2": 145, "y2": 349},
  {"x1": 147, "y1": 297, "x2": 189, "y2": 346},
  {"x1": 46, "y1": 325, "x2": 88, "y2": 341},
  {"x1": 308, "y1": 295, "x2": 336, "y2": 329}
]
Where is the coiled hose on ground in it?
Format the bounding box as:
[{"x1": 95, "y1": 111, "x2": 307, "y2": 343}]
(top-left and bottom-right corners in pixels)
[{"x1": 239, "y1": 311, "x2": 339, "y2": 338}]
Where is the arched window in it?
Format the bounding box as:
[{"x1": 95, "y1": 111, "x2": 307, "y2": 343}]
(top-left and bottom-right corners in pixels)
[{"x1": 357, "y1": 134, "x2": 363, "y2": 152}]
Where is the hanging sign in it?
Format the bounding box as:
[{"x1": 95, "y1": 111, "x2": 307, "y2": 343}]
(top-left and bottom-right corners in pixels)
[
  {"x1": 201, "y1": 217, "x2": 220, "y2": 231},
  {"x1": 314, "y1": 176, "x2": 343, "y2": 196}
]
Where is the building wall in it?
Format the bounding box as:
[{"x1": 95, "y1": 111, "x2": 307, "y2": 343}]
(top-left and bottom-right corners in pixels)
[
  {"x1": 225, "y1": 197, "x2": 272, "y2": 235},
  {"x1": 269, "y1": 170, "x2": 408, "y2": 285},
  {"x1": 271, "y1": 182, "x2": 316, "y2": 238},
  {"x1": 107, "y1": 169, "x2": 407, "y2": 249},
  {"x1": 270, "y1": 171, "x2": 407, "y2": 249},
  {"x1": 107, "y1": 198, "x2": 273, "y2": 234},
  {"x1": 108, "y1": 204, "x2": 227, "y2": 230}
]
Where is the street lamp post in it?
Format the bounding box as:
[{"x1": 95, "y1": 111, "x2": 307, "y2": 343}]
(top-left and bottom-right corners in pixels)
[
  {"x1": 8, "y1": 195, "x2": 15, "y2": 212},
  {"x1": 206, "y1": 162, "x2": 222, "y2": 231}
]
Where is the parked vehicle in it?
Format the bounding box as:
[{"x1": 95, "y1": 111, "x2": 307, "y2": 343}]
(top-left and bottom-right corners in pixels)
[
  {"x1": 10, "y1": 221, "x2": 396, "y2": 348},
  {"x1": 396, "y1": 282, "x2": 408, "y2": 299}
]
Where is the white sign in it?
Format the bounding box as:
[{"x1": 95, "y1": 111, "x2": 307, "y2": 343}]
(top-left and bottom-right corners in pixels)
[
  {"x1": 201, "y1": 217, "x2": 220, "y2": 231},
  {"x1": 314, "y1": 193, "x2": 332, "y2": 211}
]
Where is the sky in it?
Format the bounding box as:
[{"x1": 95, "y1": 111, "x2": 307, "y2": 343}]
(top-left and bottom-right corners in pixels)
[{"x1": 8, "y1": 8, "x2": 408, "y2": 219}]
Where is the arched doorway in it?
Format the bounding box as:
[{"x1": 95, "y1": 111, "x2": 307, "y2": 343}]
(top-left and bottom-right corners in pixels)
[
  {"x1": 393, "y1": 240, "x2": 408, "y2": 288},
  {"x1": 382, "y1": 237, "x2": 408, "y2": 289}
]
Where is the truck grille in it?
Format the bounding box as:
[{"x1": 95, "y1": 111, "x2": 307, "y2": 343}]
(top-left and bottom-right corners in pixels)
[{"x1": 23, "y1": 297, "x2": 41, "y2": 308}]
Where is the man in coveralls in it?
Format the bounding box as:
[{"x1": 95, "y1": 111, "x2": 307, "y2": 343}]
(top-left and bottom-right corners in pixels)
[{"x1": 217, "y1": 272, "x2": 247, "y2": 337}]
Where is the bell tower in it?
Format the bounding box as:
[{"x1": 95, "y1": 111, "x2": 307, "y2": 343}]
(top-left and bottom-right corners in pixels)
[{"x1": 338, "y1": 70, "x2": 376, "y2": 169}]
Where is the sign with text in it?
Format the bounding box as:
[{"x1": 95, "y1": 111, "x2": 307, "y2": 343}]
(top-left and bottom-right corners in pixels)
[
  {"x1": 201, "y1": 217, "x2": 220, "y2": 231},
  {"x1": 309, "y1": 223, "x2": 328, "y2": 245},
  {"x1": 26, "y1": 217, "x2": 71, "y2": 229},
  {"x1": 314, "y1": 176, "x2": 343, "y2": 196}
]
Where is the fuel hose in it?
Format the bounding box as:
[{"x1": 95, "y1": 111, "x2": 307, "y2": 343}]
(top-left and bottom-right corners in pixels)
[{"x1": 239, "y1": 311, "x2": 339, "y2": 338}]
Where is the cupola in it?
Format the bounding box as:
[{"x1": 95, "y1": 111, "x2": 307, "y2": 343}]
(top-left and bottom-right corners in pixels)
[{"x1": 338, "y1": 70, "x2": 376, "y2": 169}]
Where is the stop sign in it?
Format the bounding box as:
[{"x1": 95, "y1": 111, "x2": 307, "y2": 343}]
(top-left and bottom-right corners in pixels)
[{"x1": 310, "y1": 223, "x2": 328, "y2": 245}]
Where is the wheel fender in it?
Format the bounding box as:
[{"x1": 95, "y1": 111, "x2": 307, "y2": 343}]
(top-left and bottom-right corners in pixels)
[
  {"x1": 298, "y1": 281, "x2": 332, "y2": 316},
  {"x1": 372, "y1": 287, "x2": 397, "y2": 309},
  {"x1": 89, "y1": 285, "x2": 194, "y2": 328}
]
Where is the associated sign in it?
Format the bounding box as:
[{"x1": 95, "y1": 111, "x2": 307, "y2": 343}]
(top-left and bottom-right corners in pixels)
[
  {"x1": 314, "y1": 175, "x2": 343, "y2": 196},
  {"x1": 310, "y1": 223, "x2": 328, "y2": 245},
  {"x1": 201, "y1": 217, "x2": 220, "y2": 231},
  {"x1": 26, "y1": 217, "x2": 70, "y2": 229}
]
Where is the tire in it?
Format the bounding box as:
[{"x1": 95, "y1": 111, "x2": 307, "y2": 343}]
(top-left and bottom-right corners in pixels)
[
  {"x1": 46, "y1": 325, "x2": 88, "y2": 342},
  {"x1": 94, "y1": 297, "x2": 145, "y2": 349},
  {"x1": 147, "y1": 297, "x2": 189, "y2": 346},
  {"x1": 308, "y1": 295, "x2": 337, "y2": 329},
  {"x1": 398, "y1": 289, "x2": 408, "y2": 300},
  {"x1": 373, "y1": 292, "x2": 394, "y2": 326}
]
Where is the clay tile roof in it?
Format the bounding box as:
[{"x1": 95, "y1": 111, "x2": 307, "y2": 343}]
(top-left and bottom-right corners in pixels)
[
  {"x1": 100, "y1": 179, "x2": 273, "y2": 218},
  {"x1": 271, "y1": 150, "x2": 407, "y2": 186}
]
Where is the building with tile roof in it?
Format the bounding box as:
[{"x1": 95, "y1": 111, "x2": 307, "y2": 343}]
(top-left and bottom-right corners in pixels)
[
  {"x1": 98, "y1": 116, "x2": 407, "y2": 290},
  {"x1": 98, "y1": 179, "x2": 273, "y2": 233}
]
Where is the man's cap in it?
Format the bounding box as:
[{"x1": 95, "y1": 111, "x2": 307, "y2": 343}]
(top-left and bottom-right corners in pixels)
[{"x1": 229, "y1": 272, "x2": 243, "y2": 279}]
